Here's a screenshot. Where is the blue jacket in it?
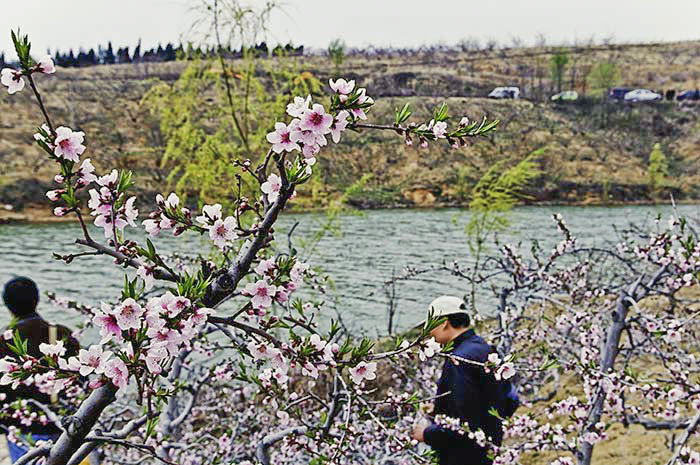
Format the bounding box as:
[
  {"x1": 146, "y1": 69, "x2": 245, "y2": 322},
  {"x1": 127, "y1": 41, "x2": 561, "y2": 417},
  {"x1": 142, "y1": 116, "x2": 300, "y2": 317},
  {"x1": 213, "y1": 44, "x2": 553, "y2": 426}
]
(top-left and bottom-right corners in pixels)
[{"x1": 423, "y1": 329, "x2": 505, "y2": 465}]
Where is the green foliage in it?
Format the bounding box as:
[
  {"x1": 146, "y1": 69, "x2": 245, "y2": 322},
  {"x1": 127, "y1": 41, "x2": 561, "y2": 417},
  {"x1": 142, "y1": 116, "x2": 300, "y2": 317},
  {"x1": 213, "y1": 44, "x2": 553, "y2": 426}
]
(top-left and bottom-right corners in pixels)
[
  {"x1": 549, "y1": 51, "x2": 569, "y2": 93},
  {"x1": 142, "y1": 58, "x2": 321, "y2": 208},
  {"x1": 587, "y1": 62, "x2": 621, "y2": 96},
  {"x1": 327, "y1": 38, "x2": 346, "y2": 77},
  {"x1": 465, "y1": 152, "x2": 540, "y2": 310},
  {"x1": 467, "y1": 153, "x2": 540, "y2": 241},
  {"x1": 648, "y1": 142, "x2": 669, "y2": 195},
  {"x1": 341, "y1": 173, "x2": 402, "y2": 206}
]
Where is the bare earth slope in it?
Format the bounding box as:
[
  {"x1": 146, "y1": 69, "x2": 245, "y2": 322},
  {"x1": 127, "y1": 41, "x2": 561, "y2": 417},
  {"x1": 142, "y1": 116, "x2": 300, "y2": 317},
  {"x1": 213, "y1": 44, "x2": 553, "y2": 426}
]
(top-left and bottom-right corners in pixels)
[{"x1": 1, "y1": 41, "x2": 699, "y2": 215}]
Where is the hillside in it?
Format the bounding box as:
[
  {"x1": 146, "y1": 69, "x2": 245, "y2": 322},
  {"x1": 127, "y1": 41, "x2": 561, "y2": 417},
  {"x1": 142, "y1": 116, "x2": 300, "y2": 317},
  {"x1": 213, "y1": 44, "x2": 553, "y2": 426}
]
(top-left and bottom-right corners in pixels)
[{"x1": 1, "y1": 40, "x2": 700, "y2": 217}]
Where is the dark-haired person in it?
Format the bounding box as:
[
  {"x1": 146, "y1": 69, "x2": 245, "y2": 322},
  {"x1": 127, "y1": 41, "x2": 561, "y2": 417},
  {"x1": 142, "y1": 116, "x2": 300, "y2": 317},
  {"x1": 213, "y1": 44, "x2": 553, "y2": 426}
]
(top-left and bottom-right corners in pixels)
[
  {"x1": 1, "y1": 277, "x2": 80, "y2": 463},
  {"x1": 411, "y1": 296, "x2": 519, "y2": 465}
]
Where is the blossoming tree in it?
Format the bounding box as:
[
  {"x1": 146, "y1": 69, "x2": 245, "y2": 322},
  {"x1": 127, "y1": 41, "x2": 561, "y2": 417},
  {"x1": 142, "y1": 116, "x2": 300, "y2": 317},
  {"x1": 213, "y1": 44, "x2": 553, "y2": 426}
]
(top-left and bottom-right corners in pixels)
[
  {"x1": 0, "y1": 30, "x2": 502, "y2": 465},
  {"x1": 4, "y1": 27, "x2": 699, "y2": 465}
]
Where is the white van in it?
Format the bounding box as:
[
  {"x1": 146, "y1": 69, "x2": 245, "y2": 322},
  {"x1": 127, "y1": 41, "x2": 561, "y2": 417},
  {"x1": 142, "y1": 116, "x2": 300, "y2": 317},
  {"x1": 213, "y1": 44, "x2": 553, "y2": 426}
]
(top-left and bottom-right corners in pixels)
[{"x1": 488, "y1": 86, "x2": 520, "y2": 99}]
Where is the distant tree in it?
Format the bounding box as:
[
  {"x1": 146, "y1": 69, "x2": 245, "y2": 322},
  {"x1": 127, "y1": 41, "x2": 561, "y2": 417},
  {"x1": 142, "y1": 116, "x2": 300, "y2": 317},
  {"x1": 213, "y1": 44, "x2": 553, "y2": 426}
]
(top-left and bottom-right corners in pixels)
[
  {"x1": 104, "y1": 41, "x2": 115, "y2": 64},
  {"x1": 327, "y1": 38, "x2": 346, "y2": 77},
  {"x1": 86, "y1": 49, "x2": 97, "y2": 66},
  {"x1": 117, "y1": 47, "x2": 131, "y2": 64},
  {"x1": 587, "y1": 62, "x2": 621, "y2": 97},
  {"x1": 549, "y1": 50, "x2": 569, "y2": 93},
  {"x1": 67, "y1": 49, "x2": 77, "y2": 67},
  {"x1": 164, "y1": 43, "x2": 176, "y2": 61},
  {"x1": 648, "y1": 143, "x2": 669, "y2": 195},
  {"x1": 133, "y1": 40, "x2": 141, "y2": 62},
  {"x1": 77, "y1": 49, "x2": 89, "y2": 67}
]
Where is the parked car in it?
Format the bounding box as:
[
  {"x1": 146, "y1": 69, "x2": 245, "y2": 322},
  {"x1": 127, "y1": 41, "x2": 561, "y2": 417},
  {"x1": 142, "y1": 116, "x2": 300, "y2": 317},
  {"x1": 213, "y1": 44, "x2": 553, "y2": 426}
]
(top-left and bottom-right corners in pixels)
[
  {"x1": 488, "y1": 86, "x2": 520, "y2": 99},
  {"x1": 608, "y1": 87, "x2": 632, "y2": 100},
  {"x1": 551, "y1": 90, "x2": 578, "y2": 101},
  {"x1": 677, "y1": 90, "x2": 700, "y2": 101},
  {"x1": 624, "y1": 89, "x2": 662, "y2": 102}
]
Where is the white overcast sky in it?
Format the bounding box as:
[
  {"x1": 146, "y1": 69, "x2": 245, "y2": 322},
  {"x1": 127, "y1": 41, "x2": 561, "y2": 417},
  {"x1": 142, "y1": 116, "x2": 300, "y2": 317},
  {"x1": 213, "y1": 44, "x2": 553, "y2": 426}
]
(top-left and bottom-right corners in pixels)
[{"x1": 1, "y1": 0, "x2": 699, "y2": 56}]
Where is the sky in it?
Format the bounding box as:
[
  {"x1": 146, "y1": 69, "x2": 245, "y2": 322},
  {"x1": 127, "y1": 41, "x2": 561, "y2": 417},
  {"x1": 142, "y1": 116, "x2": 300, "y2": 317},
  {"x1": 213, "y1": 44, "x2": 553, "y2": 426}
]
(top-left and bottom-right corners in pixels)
[{"x1": 1, "y1": 0, "x2": 699, "y2": 57}]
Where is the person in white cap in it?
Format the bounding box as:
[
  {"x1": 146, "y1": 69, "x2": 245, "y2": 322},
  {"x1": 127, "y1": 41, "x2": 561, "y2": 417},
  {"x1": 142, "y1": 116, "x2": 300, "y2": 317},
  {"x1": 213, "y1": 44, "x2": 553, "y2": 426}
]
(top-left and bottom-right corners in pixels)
[{"x1": 411, "y1": 295, "x2": 518, "y2": 465}]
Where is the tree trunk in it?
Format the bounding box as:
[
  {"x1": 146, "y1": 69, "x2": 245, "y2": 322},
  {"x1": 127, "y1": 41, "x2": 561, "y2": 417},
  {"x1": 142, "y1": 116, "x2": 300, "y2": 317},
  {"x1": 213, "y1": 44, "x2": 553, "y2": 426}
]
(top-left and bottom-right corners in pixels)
[{"x1": 46, "y1": 384, "x2": 117, "y2": 465}]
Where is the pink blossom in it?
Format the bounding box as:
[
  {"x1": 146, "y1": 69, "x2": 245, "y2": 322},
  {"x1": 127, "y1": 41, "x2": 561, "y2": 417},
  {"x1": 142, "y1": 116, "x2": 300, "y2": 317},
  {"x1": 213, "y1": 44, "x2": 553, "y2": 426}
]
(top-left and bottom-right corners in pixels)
[
  {"x1": 247, "y1": 342, "x2": 272, "y2": 361},
  {"x1": 255, "y1": 258, "x2": 276, "y2": 277},
  {"x1": 167, "y1": 296, "x2": 191, "y2": 318},
  {"x1": 163, "y1": 192, "x2": 179, "y2": 209},
  {"x1": 53, "y1": 207, "x2": 68, "y2": 217},
  {"x1": 144, "y1": 344, "x2": 168, "y2": 375},
  {"x1": 261, "y1": 173, "x2": 282, "y2": 203},
  {"x1": 290, "y1": 261, "x2": 309, "y2": 284},
  {"x1": 77, "y1": 345, "x2": 112, "y2": 376},
  {"x1": 36, "y1": 56, "x2": 56, "y2": 74},
  {"x1": 94, "y1": 213, "x2": 128, "y2": 238},
  {"x1": 350, "y1": 88, "x2": 373, "y2": 120},
  {"x1": 1, "y1": 68, "x2": 25, "y2": 94},
  {"x1": 300, "y1": 104, "x2": 333, "y2": 134},
  {"x1": 137, "y1": 265, "x2": 155, "y2": 291},
  {"x1": 309, "y1": 334, "x2": 326, "y2": 351},
  {"x1": 269, "y1": 349, "x2": 288, "y2": 371},
  {"x1": 190, "y1": 307, "x2": 214, "y2": 326},
  {"x1": 53, "y1": 126, "x2": 86, "y2": 163},
  {"x1": 39, "y1": 341, "x2": 66, "y2": 358},
  {"x1": 146, "y1": 327, "x2": 181, "y2": 356},
  {"x1": 431, "y1": 120, "x2": 448, "y2": 139},
  {"x1": 330, "y1": 111, "x2": 349, "y2": 144},
  {"x1": 34, "y1": 124, "x2": 52, "y2": 146},
  {"x1": 76, "y1": 158, "x2": 97, "y2": 186},
  {"x1": 114, "y1": 298, "x2": 145, "y2": 331},
  {"x1": 267, "y1": 122, "x2": 301, "y2": 154},
  {"x1": 302, "y1": 362, "x2": 319, "y2": 379},
  {"x1": 58, "y1": 356, "x2": 81, "y2": 371},
  {"x1": 104, "y1": 358, "x2": 129, "y2": 390},
  {"x1": 459, "y1": 116, "x2": 470, "y2": 127},
  {"x1": 329, "y1": 78, "x2": 355, "y2": 100},
  {"x1": 496, "y1": 362, "x2": 516, "y2": 381},
  {"x1": 2, "y1": 330, "x2": 11, "y2": 341},
  {"x1": 666, "y1": 329, "x2": 682, "y2": 343},
  {"x1": 418, "y1": 337, "x2": 442, "y2": 361},
  {"x1": 196, "y1": 203, "x2": 222, "y2": 226},
  {"x1": 275, "y1": 288, "x2": 289, "y2": 304},
  {"x1": 124, "y1": 197, "x2": 138, "y2": 227},
  {"x1": 209, "y1": 216, "x2": 237, "y2": 250},
  {"x1": 142, "y1": 219, "x2": 161, "y2": 236},
  {"x1": 323, "y1": 343, "x2": 338, "y2": 362},
  {"x1": 668, "y1": 387, "x2": 685, "y2": 403},
  {"x1": 290, "y1": 118, "x2": 327, "y2": 147},
  {"x1": 349, "y1": 361, "x2": 377, "y2": 384},
  {"x1": 87, "y1": 187, "x2": 113, "y2": 216},
  {"x1": 244, "y1": 279, "x2": 278, "y2": 310},
  {"x1": 301, "y1": 143, "x2": 320, "y2": 164},
  {"x1": 286, "y1": 95, "x2": 311, "y2": 118},
  {"x1": 46, "y1": 190, "x2": 63, "y2": 202},
  {"x1": 93, "y1": 304, "x2": 123, "y2": 343},
  {"x1": 97, "y1": 169, "x2": 118, "y2": 187},
  {"x1": 145, "y1": 309, "x2": 166, "y2": 332}
]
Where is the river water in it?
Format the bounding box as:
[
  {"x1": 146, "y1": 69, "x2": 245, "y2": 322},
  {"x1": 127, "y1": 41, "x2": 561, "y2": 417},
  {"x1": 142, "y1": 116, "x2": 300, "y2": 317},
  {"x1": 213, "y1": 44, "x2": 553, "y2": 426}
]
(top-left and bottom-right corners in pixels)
[{"x1": 1, "y1": 204, "x2": 698, "y2": 336}]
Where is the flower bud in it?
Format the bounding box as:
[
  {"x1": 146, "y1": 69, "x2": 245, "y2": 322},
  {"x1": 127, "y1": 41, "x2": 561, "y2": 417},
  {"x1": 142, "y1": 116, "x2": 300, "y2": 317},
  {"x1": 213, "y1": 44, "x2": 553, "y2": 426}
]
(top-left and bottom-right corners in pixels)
[{"x1": 53, "y1": 207, "x2": 68, "y2": 217}]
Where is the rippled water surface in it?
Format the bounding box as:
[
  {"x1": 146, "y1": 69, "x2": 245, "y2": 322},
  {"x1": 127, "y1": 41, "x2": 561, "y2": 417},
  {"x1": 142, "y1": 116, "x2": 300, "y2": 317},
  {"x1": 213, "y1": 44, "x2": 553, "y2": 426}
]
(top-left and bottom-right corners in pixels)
[{"x1": 1, "y1": 205, "x2": 698, "y2": 335}]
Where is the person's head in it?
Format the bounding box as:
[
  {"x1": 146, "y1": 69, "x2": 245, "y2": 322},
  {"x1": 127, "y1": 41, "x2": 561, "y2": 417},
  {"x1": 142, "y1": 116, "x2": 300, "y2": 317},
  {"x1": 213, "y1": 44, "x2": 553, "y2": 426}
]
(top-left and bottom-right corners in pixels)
[
  {"x1": 423, "y1": 295, "x2": 471, "y2": 345},
  {"x1": 3, "y1": 277, "x2": 40, "y2": 318}
]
